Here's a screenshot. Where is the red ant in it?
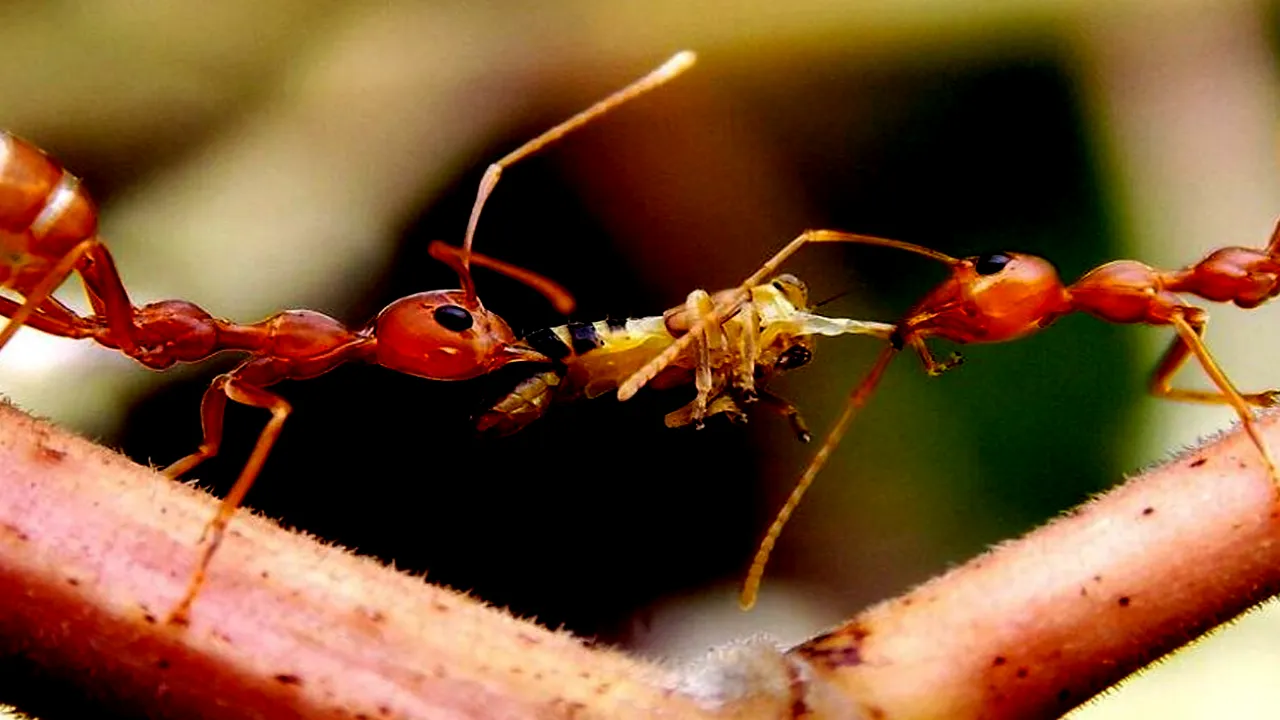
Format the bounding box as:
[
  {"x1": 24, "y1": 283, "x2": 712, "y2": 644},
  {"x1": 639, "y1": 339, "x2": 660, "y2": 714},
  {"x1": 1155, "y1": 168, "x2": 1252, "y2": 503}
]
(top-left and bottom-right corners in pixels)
[
  {"x1": 616, "y1": 225, "x2": 1280, "y2": 609},
  {"x1": 0, "y1": 51, "x2": 697, "y2": 624}
]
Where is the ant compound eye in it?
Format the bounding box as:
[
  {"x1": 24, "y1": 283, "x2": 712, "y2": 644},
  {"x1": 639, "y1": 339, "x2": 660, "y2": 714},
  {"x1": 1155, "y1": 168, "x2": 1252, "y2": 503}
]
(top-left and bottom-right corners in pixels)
[
  {"x1": 433, "y1": 305, "x2": 474, "y2": 332},
  {"x1": 777, "y1": 345, "x2": 812, "y2": 370},
  {"x1": 974, "y1": 253, "x2": 1012, "y2": 276}
]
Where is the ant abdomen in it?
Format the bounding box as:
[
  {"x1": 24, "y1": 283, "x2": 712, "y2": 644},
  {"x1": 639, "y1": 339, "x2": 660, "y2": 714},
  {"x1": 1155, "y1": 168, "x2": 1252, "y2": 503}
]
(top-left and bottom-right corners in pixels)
[{"x1": 0, "y1": 133, "x2": 97, "y2": 251}]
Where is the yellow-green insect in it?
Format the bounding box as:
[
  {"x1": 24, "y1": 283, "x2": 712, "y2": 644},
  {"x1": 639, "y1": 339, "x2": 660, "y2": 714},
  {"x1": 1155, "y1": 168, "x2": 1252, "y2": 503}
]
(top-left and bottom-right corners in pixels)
[{"x1": 476, "y1": 275, "x2": 891, "y2": 437}]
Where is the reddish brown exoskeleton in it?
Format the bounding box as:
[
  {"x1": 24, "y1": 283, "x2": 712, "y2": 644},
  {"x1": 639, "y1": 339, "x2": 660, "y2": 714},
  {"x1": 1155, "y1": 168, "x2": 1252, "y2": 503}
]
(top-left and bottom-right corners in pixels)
[
  {"x1": 0, "y1": 50, "x2": 697, "y2": 624},
  {"x1": 616, "y1": 225, "x2": 1280, "y2": 609},
  {"x1": 0, "y1": 132, "x2": 144, "y2": 355}
]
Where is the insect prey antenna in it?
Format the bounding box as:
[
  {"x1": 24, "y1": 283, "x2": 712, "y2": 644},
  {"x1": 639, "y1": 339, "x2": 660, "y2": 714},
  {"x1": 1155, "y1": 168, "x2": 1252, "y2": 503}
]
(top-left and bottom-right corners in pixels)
[
  {"x1": 740, "y1": 342, "x2": 901, "y2": 610},
  {"x1": 427, "y1": 241, "x2": 575, "y2": 313},
  {"x1": 811, "y1": 289, "x2": 852, "y2": 310},
  {"x1": 617, "y1": 230, "x2": 958, "y2": 402},
  {"x1": 459, "y1": 50, "x2": 697, "y2": 267}
]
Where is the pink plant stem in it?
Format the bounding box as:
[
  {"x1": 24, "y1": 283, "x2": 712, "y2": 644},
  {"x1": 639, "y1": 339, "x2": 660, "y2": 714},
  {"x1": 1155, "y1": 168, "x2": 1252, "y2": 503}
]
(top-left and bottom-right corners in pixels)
[
  {"x1": 0, "y1": 402, "x2": 740, "y2": 719},
  {"x1": 790, "y1": 411, "x2": 1280, "y2": 719},
  {"x1": 3, "y1": 396, "x2": 1279, "y2": 719}
]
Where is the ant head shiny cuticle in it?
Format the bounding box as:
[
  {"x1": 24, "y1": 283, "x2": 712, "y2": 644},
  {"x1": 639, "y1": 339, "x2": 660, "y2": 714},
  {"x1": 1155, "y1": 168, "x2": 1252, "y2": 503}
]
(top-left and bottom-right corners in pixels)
[{"x1": 372, "y1": 289, "x2": 539, "y2": 380}]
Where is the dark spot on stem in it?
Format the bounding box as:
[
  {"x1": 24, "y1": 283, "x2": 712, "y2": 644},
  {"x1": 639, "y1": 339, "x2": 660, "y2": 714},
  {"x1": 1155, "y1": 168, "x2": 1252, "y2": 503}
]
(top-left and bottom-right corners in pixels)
[
  {"x1": 1141, "y1": 507, "x2": 1154, "y2": 516},
  {"x1": 2, "y1": 524, "x2": 29, "y2": 542},
  {"x1": 993, "y1": 656, "x2": 1007, "y2": 666},
  {"x1": 1118, "y1": 596, "x2": 1131, "y2": 607},
  {"x1": 156, "y1": 659, "x2": 171, "y2": 670},
  {"x1": 274, "y1": 674, "x2": 302, "y2": 686},
  {"x1": 1189, "y1": 457, "x2": 1207, "y2": 468},
  {"x1": 793, "y1": 623, "x2": 870, "y2": 667},
  {"x1": 1016, "y1": 667, "x2": 1029, "y2": 679}
]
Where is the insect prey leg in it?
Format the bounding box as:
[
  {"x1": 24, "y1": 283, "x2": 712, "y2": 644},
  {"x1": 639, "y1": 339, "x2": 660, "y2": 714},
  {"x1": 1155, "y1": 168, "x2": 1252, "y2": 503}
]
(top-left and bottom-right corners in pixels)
[
  {"x1": 733, "y1": 298, "x2": 761, "y2": 398},
  {"x1": 687, "y1": 288, "x2": 720, "y2": 427},
  {"x1": 754, "y1": 389, "x2": 813, "y2": 443}
]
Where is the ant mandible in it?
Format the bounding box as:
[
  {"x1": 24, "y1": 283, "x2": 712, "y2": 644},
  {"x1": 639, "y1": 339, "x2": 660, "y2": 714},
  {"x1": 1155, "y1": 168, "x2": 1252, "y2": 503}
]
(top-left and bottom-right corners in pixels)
[
  {"x1": 0, "y1": 51, "x2": 696, "y2": 624},
  {"x1": 615, "y1": 225, "x2": 1280, "y2": 609}
]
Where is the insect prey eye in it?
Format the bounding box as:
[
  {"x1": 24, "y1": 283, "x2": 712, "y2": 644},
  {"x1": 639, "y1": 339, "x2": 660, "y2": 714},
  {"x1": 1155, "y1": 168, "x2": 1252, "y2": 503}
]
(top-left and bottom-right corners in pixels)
[
  {"x1": 433, "y1": 305, "x2": 474, "y2": 332},
  {"x1": 777, "y1": 345, "x2": 813, "y2": 370},
  {"x1": 974, "y1": 253, "x2": 1012, "y2": 276}
]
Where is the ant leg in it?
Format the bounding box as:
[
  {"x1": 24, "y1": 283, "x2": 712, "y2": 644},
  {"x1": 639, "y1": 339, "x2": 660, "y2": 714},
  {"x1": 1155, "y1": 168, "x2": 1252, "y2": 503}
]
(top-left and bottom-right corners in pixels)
[
  {"x1": 163, "y1": 375, "x2": 231, "y2": 481},
  {"x1": 459, "y1": 51, "x2": 696, "y2": 259},
  {"x1": 0, "y1": 294, "x2": 99, "y2": 339},
  {"x1": 754, "y1": 389, "x2": 812, "y2": 443},
  {"x1": 166, "y1": 369, "x2": 293, "y2": 625},
  {"x1": 908, "y1": 336, "x2": 964, "y2": 377},
  {"x1": 1151, "y1": 313, "x2": 1279, "y2": 407},
  {"x1": 0, "y1": 238, "x2": 98, "y2": 352},
  {"x1": 78, "y1": 241, "x2": 140, "y2": 354},
  {"x1": 1167, "y1": 312, "x2": 1279, "y2": 485},
  {"x1": 740, "y1": 344, "x2": 900, "y2": 611}
]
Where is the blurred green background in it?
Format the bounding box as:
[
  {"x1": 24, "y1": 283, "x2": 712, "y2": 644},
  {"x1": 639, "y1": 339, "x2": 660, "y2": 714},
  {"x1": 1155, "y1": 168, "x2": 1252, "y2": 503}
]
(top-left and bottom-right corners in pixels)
[{"x1": 0, "y1": 0, "x2": 1278, "y2": 717}]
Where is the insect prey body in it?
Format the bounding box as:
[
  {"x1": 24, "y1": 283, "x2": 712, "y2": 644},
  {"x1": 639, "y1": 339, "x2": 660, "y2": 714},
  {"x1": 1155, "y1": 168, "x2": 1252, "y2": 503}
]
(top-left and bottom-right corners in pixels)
[{"x1": 477, "y1": 275, "x2": 893, "y2": 438}]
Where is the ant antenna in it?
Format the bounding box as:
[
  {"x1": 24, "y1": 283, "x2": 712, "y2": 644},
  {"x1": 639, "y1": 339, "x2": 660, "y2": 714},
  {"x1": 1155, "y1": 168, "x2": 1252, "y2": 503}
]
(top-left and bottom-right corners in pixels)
[
  {"x1": 428, "y1": 241, "x2": 575, "y2": 313},
  {"x1": 458, "y1": 50, "x2": 698, "y2": 285},
  {"x1": 740, "y1": 343, "x2": 900, "y2": 610}
]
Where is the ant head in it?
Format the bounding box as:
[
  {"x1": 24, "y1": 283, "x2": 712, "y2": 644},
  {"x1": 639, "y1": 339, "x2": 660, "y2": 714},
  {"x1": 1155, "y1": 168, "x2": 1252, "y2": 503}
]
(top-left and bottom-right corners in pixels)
[
  {"x1": 901, "y1": 251, "x2": 1071, "y2": 344},
  {"x1": 373, "y1": 290, "x2": 546, "y2": 380}
]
